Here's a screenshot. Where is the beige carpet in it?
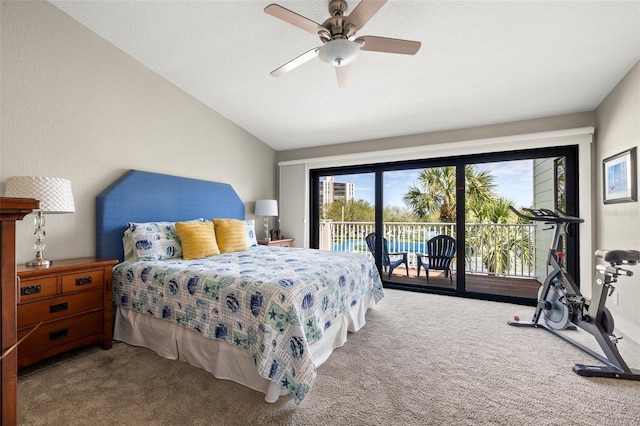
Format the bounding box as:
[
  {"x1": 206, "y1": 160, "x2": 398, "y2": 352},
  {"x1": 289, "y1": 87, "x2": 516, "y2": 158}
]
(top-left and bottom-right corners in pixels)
[{"x1": 18, "y1": 289, "x2": 640, "y2": 425}]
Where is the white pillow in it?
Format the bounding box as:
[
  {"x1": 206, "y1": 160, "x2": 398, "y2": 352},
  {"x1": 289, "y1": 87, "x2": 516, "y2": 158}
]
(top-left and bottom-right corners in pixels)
[
  {"x1": 125, "y1": 218, "x2": 204, "y2": 261},
  {"x1": 245, "y1": 219, "x2": 258, "y2": 247}
]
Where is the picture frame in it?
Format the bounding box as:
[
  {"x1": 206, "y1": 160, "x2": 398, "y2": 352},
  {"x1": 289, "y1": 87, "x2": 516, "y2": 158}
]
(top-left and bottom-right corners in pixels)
[{"x1": 603, "y1": 147, "x2": 637, "y2": 204}]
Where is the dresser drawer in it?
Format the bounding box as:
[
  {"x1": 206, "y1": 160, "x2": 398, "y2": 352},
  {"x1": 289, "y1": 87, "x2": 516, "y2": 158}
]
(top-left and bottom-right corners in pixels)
[
  {"x1": 18, "y1": 276, "x2": 58, "y2": 303},
  {"x1": 17, "y1": 289, "x2": 103, "y2": 329},
  {"x1": 61, "y1": 269, "x2": 104, "y2": 293},
  {"x1": 17, "y1": 310, "x2": 103, "y2": 357}
]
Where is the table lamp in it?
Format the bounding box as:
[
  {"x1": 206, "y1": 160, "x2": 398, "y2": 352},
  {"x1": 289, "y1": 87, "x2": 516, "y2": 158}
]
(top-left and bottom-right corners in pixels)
[
  {"x1": 4, "y1": 176, "x2": 75, "y2": 266},
  {"x1": 255, "y1": 199, "x2": 278, "y2": 242}
]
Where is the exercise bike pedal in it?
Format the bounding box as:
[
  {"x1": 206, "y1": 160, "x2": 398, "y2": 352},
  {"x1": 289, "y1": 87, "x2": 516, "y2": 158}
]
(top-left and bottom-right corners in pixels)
[
  {"x1": 573, "y1": 364, "x2": 640, "y2": 381},
  {"x1": 609, "y1": 334, "x2": 622, "y2": 344}
]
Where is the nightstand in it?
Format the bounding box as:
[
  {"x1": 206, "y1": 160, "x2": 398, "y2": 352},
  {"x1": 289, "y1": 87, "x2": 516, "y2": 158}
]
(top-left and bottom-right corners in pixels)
[
  {"x1": 258, "y1": 238, "x2": 295, "y2": 247},
  {"x1": 16, "y1": 257, "x2": 118, "y2": 368}
]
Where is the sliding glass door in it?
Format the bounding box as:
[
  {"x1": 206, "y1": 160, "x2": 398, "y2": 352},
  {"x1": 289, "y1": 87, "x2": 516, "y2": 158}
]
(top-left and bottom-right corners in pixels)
[
  {"x1": 381, "y1": 167, "x2": 458, "y2": 288},
  {"x1": 310, "y1": 146, "x2": 579, "y2": 305},
  {"x1": 463, "y1": 159, "x2": 538, "y2": 298}
]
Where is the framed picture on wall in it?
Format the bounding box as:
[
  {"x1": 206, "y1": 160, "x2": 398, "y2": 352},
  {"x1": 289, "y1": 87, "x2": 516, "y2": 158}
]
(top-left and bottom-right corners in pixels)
[{"x1": 603, "y1": 147, "x2": 637, "y2": 204}]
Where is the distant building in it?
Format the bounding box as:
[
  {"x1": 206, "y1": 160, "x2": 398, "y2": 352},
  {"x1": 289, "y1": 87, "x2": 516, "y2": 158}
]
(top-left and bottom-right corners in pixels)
[{"x1": 320, "y1": 177, "x2": 355, "y2": 218}]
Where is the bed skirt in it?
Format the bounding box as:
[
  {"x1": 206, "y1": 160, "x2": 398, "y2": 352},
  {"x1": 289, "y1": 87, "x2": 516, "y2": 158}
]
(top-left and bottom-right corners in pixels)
[{"x1": 113, "y1": 289, "x2": 377, "y2": 403}]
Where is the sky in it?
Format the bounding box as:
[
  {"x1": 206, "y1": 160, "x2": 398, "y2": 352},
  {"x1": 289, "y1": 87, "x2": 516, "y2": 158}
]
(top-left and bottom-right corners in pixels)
[{"x1": 331, "y1": 160, "x2": 533, "y2": 210}]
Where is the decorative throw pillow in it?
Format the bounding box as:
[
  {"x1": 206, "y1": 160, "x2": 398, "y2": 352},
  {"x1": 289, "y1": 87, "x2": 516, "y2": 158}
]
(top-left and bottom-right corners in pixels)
[
  {"x1": 128, "y1": 221, "x2": 184, "y2": 261},
  {"x1": 175, "y1": 221, "x2": 220, "y2": 260},
  {"x1": 245, "y1": 219, "x2": 258, "y2": 247},
  {"x1": 213, "y1": 218, "x2": 249, "y2": 253}
]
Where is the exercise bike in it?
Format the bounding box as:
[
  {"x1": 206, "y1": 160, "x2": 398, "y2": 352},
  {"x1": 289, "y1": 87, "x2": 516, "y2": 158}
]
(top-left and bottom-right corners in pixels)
[{"x1": 508, "y1": 206, "x2": 640, "y2": 380}]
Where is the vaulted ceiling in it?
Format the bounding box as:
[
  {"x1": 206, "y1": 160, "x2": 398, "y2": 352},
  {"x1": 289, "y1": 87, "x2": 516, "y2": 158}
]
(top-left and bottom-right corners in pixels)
[{"x1": 50, "y1": 1, "x2": 640, "y2": 151}]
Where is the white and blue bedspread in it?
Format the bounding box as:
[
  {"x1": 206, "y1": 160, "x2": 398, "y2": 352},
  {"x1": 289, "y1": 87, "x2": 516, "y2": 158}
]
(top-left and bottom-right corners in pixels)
[{"x1": 112, "y1": 246, "x2": 384, "y2": 402}]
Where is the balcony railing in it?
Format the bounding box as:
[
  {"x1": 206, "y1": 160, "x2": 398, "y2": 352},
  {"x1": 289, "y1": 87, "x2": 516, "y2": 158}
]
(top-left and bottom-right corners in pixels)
[{"x1": 319, "y1": 221, "x2": 537, "y2": 278}]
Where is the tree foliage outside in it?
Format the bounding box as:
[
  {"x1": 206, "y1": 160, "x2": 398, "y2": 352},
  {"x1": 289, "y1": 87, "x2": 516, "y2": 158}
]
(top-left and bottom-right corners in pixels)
[
  {"x1": 402, "y1": 166, "x2": 534, "y2": 276},
  {"x1": 465, "y1": 197, "x2": 534, "y2": 275},
  {"x1": 383, "y1": 205, "x2": 418, "y2": 222},
  {"x1": 402, "y1": 165, "x2": 496, "y2": 222},
  {"x1": 323, "y1": 199, "x2": 374, "y2": 222},
  {"x1": 323, "y1": 200, "x2": 420, "y2": 223},
  {"x1": 466, "y1": 196, "x2": 515, "y2": 223}
]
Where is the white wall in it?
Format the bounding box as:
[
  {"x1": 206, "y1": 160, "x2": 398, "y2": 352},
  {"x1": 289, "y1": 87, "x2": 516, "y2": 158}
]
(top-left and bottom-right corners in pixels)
[
  {"x1": 595, "y1": 60, "x2": 640, "y2": 342},
  {"x1": 0, "y1": 1, "x2": 277, "y2": 264}
]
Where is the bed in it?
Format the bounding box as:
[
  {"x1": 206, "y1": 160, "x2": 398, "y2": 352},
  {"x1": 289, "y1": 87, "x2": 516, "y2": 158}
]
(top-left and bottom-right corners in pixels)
[{"x1": 96, "y1": 170, "x2": 384, "y2": 403}]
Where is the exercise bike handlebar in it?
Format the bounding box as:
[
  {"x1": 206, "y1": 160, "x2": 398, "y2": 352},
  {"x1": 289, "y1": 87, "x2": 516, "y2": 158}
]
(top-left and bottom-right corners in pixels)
[{"x1": 508, "y1": 206, "x2": 584, "y2": 224}]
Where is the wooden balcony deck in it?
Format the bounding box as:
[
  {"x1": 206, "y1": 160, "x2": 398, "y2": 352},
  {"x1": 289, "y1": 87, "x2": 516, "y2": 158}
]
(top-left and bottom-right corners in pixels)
[{"x1": 387, "y1": 266, "x2": 540, "y2": 299}]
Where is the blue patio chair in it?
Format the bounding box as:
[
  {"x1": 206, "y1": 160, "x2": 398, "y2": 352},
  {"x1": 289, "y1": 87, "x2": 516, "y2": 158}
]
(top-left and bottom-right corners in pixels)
[
  {"x1": 418, "y1": 235, "x2": 456, "y2": 284},
  {"x1": 365, "y1": 233, "x2": 409, "y2": 279}
]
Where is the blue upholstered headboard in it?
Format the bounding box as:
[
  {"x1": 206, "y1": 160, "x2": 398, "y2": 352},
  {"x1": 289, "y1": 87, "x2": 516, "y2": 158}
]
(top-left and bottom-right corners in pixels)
[{"x1": 96, "y1": 170, "x2": 245, "y2": 262}]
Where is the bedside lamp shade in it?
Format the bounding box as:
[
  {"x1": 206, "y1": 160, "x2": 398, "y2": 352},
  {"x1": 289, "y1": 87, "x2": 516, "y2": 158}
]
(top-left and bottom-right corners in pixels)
[
  {"x1": 255, "y1": 199, "x2": 278, "y2": 241},
  {"x1": 255, "y1": 199, "x2": 278, "y2": 217},
  {"x1": 5, "y1": 176, "x2": 75, "y2": 213},
  {"x1": 5, "y1": 176, "x2": 75, "y2": 266}
]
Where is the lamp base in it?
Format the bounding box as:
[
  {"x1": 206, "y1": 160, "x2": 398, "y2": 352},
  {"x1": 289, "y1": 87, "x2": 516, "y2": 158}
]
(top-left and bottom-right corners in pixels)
[
  {"x1": 263, "y1": 216, "x2": 270, "y2": 242},
  {"x1": 26, "y1": 253, "x2": 51, "y2": 267}
]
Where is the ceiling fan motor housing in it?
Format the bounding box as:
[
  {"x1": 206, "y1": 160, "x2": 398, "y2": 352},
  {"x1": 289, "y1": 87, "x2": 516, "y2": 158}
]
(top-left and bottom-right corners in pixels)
[
  {"x1": 322, "y1": 0, "x2": 357, "y2": 40},
  {"x1": 329, "y1": 0, "x2": 348, "y2": 16}
]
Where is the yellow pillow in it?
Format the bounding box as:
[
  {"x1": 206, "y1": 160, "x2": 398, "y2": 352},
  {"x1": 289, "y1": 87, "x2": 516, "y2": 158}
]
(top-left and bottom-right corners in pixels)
[
  {"x1": 175, "y1": 221, "x2": 220, "y2": 260},
  {"x1": 213, "y1": 218, "x2": 249, "y2": 253}
]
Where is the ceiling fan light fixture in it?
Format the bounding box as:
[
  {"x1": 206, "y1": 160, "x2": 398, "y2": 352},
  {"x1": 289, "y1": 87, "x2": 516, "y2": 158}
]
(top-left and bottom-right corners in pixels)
[{"x1": 318, "y1": 39, "x2": 360, "y2": 67}]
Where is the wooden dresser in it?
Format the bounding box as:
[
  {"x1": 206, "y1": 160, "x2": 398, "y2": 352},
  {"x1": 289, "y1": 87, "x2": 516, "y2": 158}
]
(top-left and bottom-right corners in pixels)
[
  {"x1": 16, "y1": 257, "x2": 118, "y2": 369},
  {"x1": 1, "y1": 197, "x2": 39, "y2": 426}
]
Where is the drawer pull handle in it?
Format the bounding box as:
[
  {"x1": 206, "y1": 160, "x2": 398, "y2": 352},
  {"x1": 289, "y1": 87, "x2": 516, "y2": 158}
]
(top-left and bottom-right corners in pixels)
[
  {"x1": 76, "y1": 276, "x2": 93, "y2": 286},
  {"x1": 49, "y1": 328, "x2": 68, "y2": 340},
  {"x1": 49, "y1": 302, "x2": 68, "y2": 313},
  {"x1": 21, "y1": 285, "x2": 42, "y2": 296}
]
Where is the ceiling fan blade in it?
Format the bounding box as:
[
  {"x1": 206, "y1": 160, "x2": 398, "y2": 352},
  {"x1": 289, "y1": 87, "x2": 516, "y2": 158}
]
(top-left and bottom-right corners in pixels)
[
  {"x1": 335, "y1": 65, "x2": 351, "y2": 89},
  {"x1": 264, "y1": 4, "x2": 325, "y2": 37},
  {"x1": 270, "y1": 47, "x2": 320, "y2": 77},
  {"x1": 356, "y1": 35, "x2": 421, "y2": 55},
  {"x1": 345, "y1": 0, "x2": 387, "y2": 31}
]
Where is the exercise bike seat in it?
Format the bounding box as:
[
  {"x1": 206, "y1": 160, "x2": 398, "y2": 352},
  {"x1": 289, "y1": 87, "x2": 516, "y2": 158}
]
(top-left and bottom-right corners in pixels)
[{"x1": 595, "y1": 249, "x2": 640, "y2": 265}]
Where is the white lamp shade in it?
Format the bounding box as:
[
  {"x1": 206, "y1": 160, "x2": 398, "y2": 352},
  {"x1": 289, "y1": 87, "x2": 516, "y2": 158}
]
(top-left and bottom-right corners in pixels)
[
  {"x1": 318, "y1": 39, "x2": 361, "y2": 67},
  {"x1": 5, "y1": 176, "x2": 75, "y2": 213},
  {"x1": 255, "y1": 199, "x2": 278, "y2": 217}
]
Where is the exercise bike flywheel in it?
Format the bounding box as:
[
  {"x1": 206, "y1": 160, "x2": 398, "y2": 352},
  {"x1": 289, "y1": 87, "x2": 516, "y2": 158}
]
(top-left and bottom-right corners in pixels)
[
  {"x1": 539, "y1": 283, "x2": 571, "y2": 330},
  {"x1": 600, "y1": 306, "x2": 615, "y2": 336}
]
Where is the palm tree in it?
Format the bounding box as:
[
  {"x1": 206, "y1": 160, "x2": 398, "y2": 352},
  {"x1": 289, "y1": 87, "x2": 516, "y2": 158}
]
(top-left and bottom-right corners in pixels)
[
  {"x1": 402, "y1": 165, "x2": 497, "y2": 222},
  {"x1": 467, "y1": 199, "x2": 534, "y2": 275},
  {"x1": 466, "y1": 196, "x2": 514, "y2": 223},
  {"x1": 403, "y1": 167, "x2": 533, "y2": 276}
]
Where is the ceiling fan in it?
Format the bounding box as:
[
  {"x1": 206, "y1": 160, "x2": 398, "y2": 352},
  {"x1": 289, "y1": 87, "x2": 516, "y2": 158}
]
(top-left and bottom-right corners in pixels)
[{"x1": 264, "y1": 0, "x2": 421, "y2": 88}]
